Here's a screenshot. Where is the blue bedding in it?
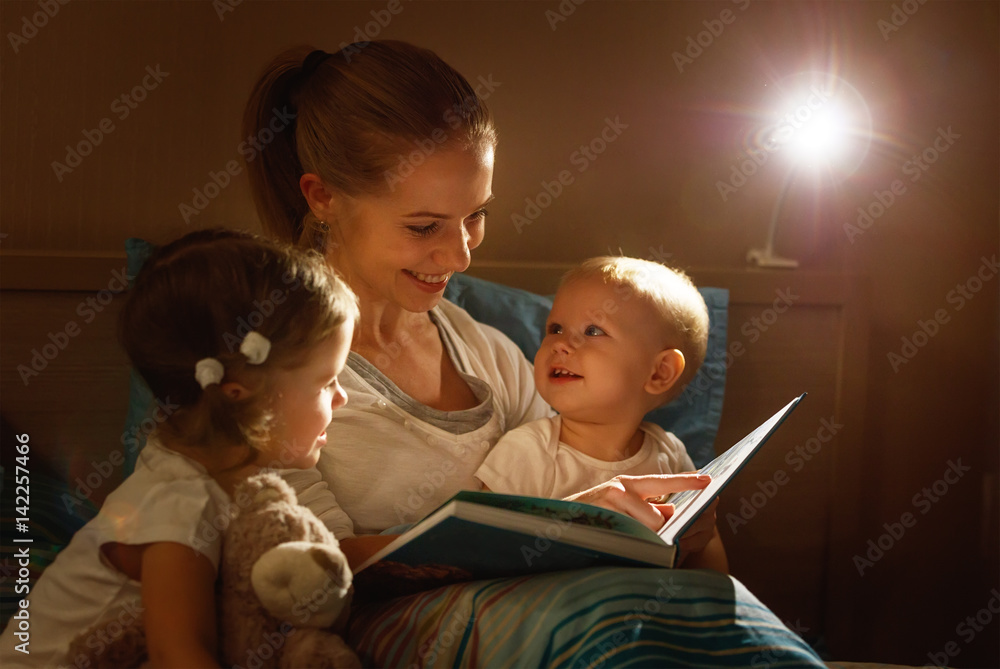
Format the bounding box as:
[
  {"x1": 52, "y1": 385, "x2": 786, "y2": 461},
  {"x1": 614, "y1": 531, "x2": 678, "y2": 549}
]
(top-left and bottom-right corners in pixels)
[{"x1": 349, "y1": 567, "x2": 825, "y2": 668}]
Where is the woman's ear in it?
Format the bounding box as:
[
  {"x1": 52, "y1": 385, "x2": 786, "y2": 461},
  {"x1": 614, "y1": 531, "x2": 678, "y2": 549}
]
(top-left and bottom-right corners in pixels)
[
  {"x1": 219, "y1": 381, "x2": 253, "y2": 401},
  {"x1": 300, "y1": 173, "x2": 337, "y2": 222},
  {"x1": 645, "y1": 348, "x2": 685, "y2": 396}
]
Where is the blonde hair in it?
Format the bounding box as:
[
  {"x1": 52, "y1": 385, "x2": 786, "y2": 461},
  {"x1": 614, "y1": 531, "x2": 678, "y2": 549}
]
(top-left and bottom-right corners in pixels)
[
  {"x1": 119, "y1": 229, "x2": 358, "y2": 452},
  {"x1": 242, "y1": 41, "x2": 497, "y2": 247},
  {"x1": 561, "y1": 256, "x2": 709, "y2": 400}
]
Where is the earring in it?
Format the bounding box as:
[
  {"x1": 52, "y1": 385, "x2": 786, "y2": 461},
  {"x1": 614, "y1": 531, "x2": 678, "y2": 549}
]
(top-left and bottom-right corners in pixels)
[{"x1": 311, "y1": 220, "x2": 330, "y2": 253}]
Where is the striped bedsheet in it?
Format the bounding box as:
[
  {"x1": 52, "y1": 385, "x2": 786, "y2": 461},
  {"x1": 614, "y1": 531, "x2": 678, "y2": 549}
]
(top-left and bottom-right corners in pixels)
[{"x1": 350, "y1": 567, "x2": 825, "y2": 668}]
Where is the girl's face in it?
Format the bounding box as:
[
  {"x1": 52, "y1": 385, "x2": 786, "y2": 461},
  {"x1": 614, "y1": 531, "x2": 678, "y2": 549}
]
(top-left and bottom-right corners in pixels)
[
  {"x1": 259, "y1": 320, "x2": 353, "y2": 469},
  {"x1": 330, "y1": 147, "x2": 494, "y2": 313}
]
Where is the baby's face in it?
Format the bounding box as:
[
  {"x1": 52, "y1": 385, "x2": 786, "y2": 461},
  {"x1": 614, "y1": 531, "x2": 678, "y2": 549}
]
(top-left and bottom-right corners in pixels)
[{"x1": 534, "y1": 276, "x2": 669, "y2": 422}]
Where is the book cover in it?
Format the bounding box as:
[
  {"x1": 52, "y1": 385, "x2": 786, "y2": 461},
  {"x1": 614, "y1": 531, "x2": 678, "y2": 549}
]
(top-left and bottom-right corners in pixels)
[{"x1": 353, "y1": 395, "x2": 805, "y2": 598}]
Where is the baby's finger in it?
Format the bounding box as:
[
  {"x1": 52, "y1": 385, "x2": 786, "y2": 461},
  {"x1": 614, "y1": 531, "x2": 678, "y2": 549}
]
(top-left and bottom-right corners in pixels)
[
  {"x1": 653, "y1": 503, "x2": 675, "y2": 521},
  {"x1": 622, "y1": 474, "x2": 712, "y2": 500}
]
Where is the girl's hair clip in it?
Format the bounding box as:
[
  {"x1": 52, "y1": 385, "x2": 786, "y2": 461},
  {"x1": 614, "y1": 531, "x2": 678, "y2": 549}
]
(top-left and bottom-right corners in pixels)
[
  {"x1": 240, "y1": 332, "x2": 271, "y2": 365},
  {"x1": 195, "y1": 358, "x2": 225, "y2": 389}
]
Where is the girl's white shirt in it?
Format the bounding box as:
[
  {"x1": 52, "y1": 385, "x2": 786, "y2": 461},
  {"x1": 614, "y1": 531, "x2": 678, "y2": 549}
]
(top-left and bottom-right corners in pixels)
[{"x1": 0, "y1": 440, "x2": 230, "y2": 668}]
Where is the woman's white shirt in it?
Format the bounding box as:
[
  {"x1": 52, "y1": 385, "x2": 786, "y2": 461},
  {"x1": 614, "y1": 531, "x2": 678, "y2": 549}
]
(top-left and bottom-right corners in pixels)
[{"x1": 283, "y1": 299, "x2": 551, "y2": 539}]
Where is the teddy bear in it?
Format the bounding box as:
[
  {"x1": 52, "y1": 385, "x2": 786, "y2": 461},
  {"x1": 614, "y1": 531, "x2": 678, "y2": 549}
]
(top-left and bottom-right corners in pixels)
[{"x1": 66, "y1": 472, "x2": 361, "y2": 668}]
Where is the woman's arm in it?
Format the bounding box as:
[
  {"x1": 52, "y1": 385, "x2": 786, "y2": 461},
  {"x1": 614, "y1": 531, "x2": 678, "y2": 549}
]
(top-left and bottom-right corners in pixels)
[
  {"x1": 673, "y1": 498, "x2": 729, "y2": 573},
  {"x1": 680, "y1": 526, "x2": 729, "y2": 573},
  {"x1": 139, "y1": 542, "x2": 220, "y2": 668}
]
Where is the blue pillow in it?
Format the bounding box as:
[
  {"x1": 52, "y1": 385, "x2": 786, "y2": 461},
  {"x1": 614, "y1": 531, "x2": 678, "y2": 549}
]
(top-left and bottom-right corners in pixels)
[
  {"x1": 444, "y1": 272, "x2": 728, "y2": 467},
  {"x1": 121, "y1": 239, "x2": 158, "y2": 477}
]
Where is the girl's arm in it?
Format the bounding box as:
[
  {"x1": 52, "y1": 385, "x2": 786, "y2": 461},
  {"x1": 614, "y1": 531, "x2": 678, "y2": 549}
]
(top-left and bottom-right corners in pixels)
[{"x1": 106, "y1": 541, "x2": 220, "y2": 668}]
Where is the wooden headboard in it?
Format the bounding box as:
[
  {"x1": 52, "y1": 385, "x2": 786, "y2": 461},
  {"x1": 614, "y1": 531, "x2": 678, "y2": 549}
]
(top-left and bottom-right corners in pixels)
[{"x1": 0, "y1": 252, "x2": 870, "y2": 650}]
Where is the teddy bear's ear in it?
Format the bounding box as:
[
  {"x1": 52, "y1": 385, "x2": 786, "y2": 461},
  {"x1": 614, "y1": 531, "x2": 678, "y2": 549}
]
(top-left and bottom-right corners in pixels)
[{"x1": 233, "y1": 472, "x2": 298, "y2": 509}]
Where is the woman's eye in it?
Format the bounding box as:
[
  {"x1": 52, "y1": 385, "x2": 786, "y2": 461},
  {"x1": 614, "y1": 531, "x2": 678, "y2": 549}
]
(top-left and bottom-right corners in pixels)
[
  {"x1": 547, "y1": 323, "x2": 563, "y2": 335},
  {"x1": 469, "y1": 209, "x2": 489, "y2": 222},
  {"x1": 407, "y1": 223, "x2": 439, "y2": 238},
  {"x1": 584, "y1": 325, "x2": 605, "y2": 336}
]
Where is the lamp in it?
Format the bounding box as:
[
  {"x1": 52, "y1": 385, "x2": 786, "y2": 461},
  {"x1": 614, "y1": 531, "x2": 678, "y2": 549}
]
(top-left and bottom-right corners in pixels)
[{"x1": 745, "y1": 73, "x2": 871, "y2": 269}]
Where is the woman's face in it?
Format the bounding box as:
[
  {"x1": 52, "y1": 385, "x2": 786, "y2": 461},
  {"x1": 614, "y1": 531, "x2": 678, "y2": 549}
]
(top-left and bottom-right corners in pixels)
[{"x1": 331, "y1": 147, "x2": 494, "y2": 314}]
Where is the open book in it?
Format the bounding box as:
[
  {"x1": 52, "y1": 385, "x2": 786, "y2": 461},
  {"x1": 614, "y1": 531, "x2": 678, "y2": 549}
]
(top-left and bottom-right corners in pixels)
[{"x1": 354, "y1": 394, "x2": 805, "y2": 597}]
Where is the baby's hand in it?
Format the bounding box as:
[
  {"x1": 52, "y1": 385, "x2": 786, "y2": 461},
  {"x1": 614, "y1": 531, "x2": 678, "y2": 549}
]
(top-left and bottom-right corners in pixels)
[{"x1": 567, "y1": 473, "x2": 712, "y2": 531}]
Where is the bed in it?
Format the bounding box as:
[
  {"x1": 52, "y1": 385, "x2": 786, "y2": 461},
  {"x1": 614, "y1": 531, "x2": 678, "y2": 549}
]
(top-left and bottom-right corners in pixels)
[{"x1": 1, "y1": 241, "x2": 895, "y2": 665}]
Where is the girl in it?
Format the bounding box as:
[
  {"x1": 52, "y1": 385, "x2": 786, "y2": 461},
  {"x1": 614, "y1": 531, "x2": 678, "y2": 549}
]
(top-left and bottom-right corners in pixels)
[{"x1": 0, "y1": 229, "x2": 357, "y2": 668}]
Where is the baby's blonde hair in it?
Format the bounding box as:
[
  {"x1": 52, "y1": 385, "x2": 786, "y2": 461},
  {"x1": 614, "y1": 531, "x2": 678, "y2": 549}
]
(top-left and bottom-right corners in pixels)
[{"x1": 560, "y1": 256, "x2": 709, "y2": 402}]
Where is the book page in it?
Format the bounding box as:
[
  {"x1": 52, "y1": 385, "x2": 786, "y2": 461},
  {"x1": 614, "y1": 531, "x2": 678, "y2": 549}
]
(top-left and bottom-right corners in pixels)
[{"x1": 658, "y1": 395, "x2": 805, "y2": 545}]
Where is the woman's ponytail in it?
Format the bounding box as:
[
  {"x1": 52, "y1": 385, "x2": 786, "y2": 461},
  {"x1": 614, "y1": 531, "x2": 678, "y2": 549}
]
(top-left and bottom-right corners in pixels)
[{"x1": 242, "y1": 46, "x2": 315, "y2": 244}]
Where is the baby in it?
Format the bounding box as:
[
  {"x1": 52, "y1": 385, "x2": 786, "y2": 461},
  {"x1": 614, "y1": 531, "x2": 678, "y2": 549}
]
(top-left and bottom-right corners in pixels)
[{"x1": 475, "y1": 255, "x2": 727, "y2": 571}]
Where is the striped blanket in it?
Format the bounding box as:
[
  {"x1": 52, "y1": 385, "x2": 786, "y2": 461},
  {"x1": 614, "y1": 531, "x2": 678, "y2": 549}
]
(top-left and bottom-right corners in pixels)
[{"x1": 350, "y1": 567, "x2": 824, "y2": 668}]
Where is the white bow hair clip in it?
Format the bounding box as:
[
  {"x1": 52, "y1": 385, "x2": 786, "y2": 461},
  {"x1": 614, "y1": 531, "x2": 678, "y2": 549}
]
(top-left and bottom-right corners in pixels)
[
  {"x1": 194, "y1": 332, "x2": 271, "y2": 390},
  {"x1": 240, "y1": 332, "x2": 271, "y2": 365},
  {"x1": 195, "y1": 358, "x2": 225, "y2": 389}
]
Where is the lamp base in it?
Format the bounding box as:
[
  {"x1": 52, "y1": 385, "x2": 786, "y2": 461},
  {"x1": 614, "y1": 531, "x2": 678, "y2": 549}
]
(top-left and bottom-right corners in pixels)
[{"x1": 746, "y1": 248, "x2": 800, "y2": 269}]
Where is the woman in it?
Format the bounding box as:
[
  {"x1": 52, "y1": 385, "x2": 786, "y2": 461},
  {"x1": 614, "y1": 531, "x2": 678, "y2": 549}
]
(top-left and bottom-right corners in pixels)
[{"x1": 243, "y1": 41, "x2": 824, "y2": 667}]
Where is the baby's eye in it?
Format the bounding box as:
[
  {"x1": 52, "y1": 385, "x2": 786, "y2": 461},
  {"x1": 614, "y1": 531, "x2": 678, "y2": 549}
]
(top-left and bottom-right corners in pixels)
[
  {"x1": 547, "y1": 323, "x2": 563, "y2": 335},
  {"x1": 406, "y1": 223, "x2": 439, "y2": 238},
  {"x1": 584, "y1": 325, "x2": 605, "y2": 336}
]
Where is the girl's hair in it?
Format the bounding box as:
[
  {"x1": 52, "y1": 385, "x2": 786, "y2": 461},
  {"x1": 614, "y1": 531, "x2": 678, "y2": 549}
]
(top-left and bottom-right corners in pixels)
[
  {"x1": 561, "y1": 256, "x2": 709, "y2": 399},
  {"x1": 119, "y1": 228, "x2": 358, "y2": 451},
  {"x1": 242, "y1": 40, "x2": 497, "y2": 246}
]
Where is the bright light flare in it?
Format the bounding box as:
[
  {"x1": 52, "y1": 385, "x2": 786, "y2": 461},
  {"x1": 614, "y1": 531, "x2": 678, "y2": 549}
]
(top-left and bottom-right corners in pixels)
[{"x1": 748, "y1": 72, "x2": 872, "y2": 179}]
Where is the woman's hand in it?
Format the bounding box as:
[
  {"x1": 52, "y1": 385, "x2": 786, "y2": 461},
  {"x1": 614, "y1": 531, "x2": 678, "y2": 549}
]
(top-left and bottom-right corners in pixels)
[
  {"x1": 674, "y1": 497, "x2": 730, "y2": 573},
  {"x1": 565, "y1": 473, "x2": 711, "y2": 531}
]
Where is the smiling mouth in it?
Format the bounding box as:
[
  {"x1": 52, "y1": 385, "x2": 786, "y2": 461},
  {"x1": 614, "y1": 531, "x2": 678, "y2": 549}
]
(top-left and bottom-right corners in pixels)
[
  {"x1": 405, "y1": 270, "x2": 452, "y2": 284},
  {"x1": 550, "y1": 368, "x2": 582, "y2": 379}
]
